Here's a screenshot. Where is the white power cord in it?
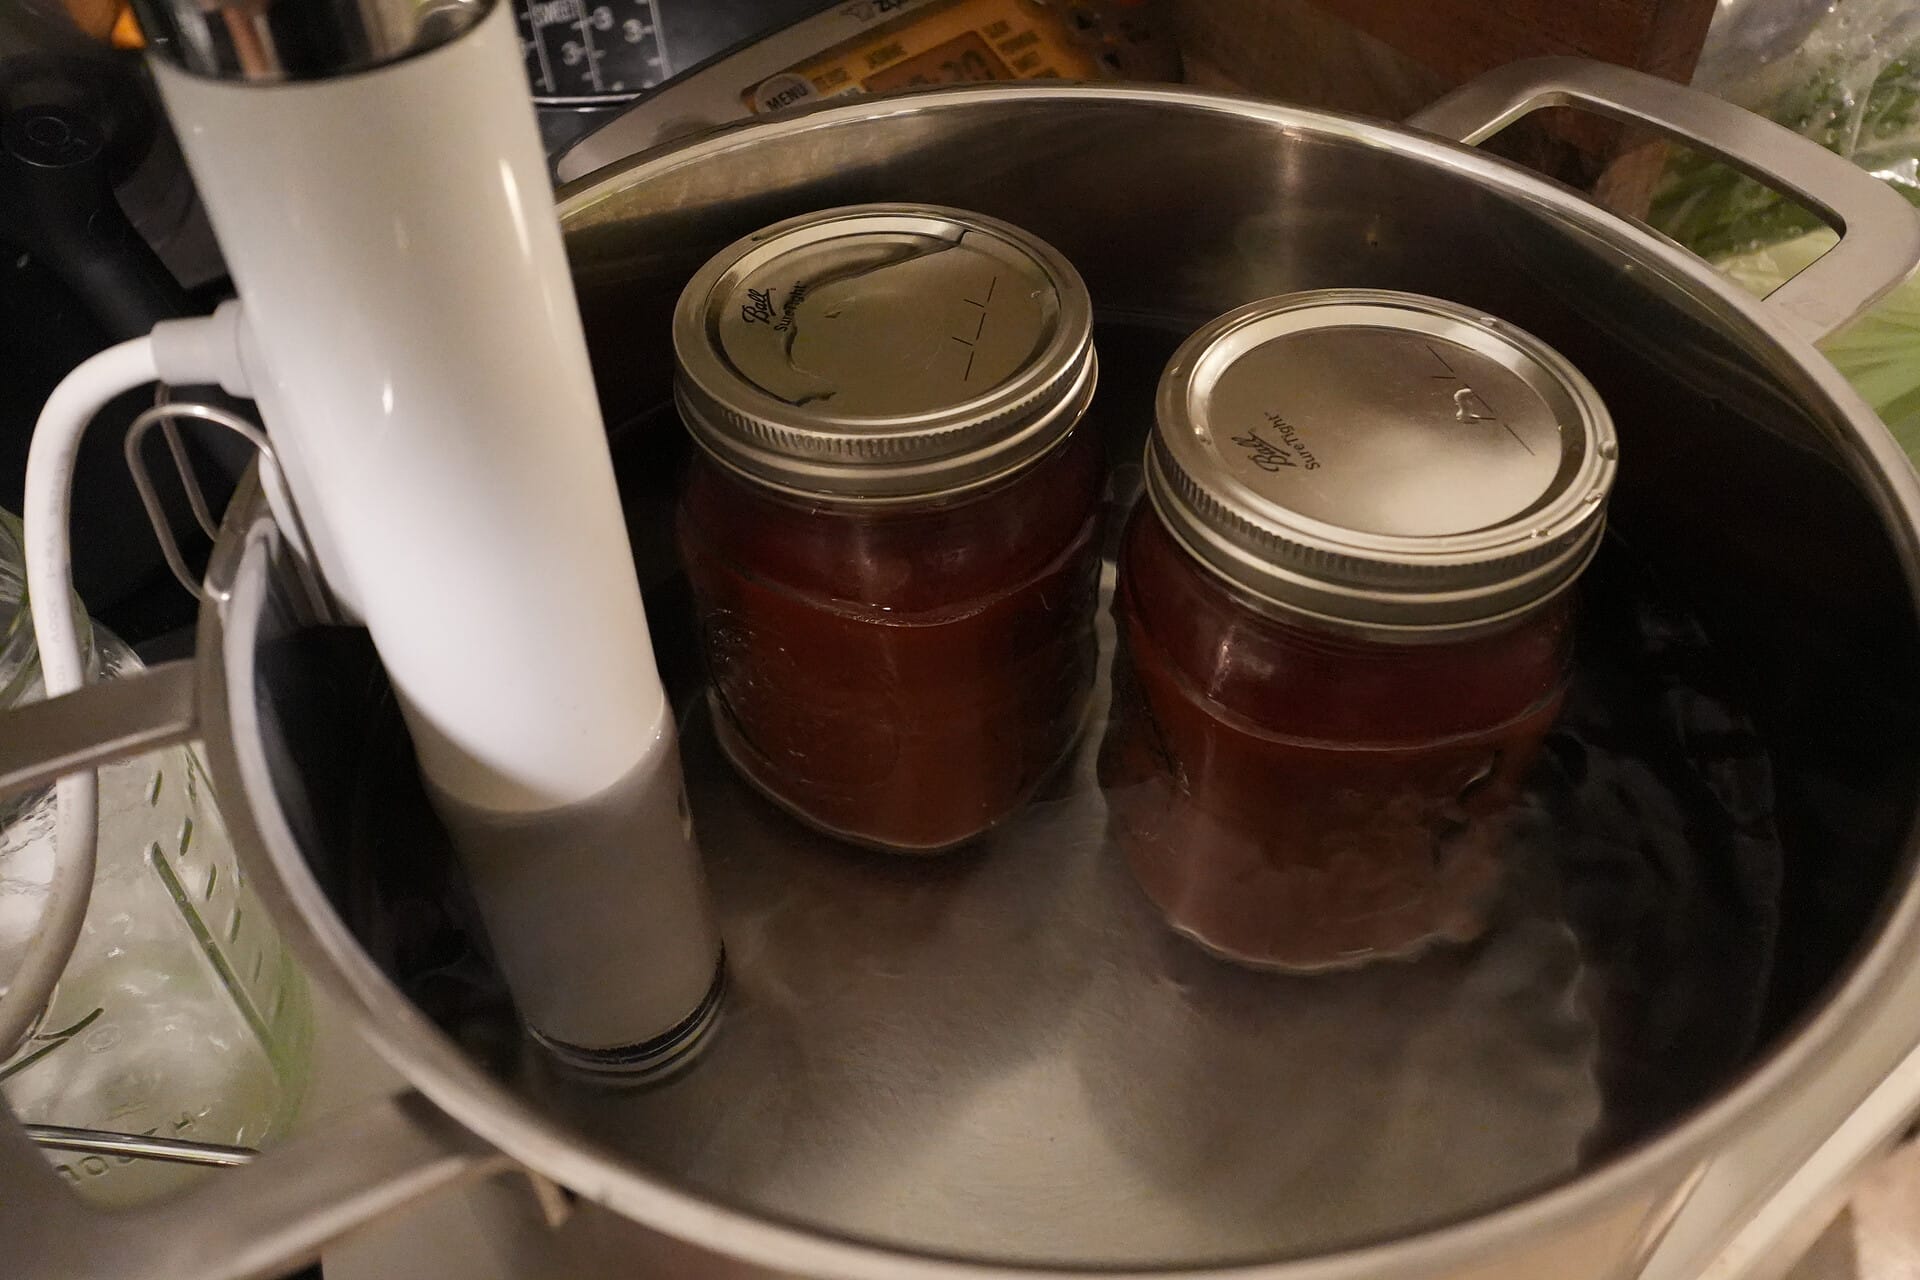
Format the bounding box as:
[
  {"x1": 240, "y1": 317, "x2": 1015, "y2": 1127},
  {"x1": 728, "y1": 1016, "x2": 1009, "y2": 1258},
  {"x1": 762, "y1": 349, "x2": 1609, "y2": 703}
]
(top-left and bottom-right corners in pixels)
[
  {"x1": 2, "y1": 306, "x2": 253, "y2": 1057},
  {"x1": 4, "y1": 336, "x2": 160, "y2": 1057}
]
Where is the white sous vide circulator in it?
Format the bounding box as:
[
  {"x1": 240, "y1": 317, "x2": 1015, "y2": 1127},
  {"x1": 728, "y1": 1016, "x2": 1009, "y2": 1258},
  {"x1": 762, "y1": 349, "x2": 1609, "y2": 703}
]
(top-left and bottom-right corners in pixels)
[{"x1": 125, "y1": 0, "x2": 723, "y2": 1074}]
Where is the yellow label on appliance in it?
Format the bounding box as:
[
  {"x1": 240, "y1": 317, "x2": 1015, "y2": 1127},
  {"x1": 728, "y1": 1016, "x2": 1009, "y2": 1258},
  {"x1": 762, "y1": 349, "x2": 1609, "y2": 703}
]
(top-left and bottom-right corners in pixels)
[{"x1": 743, "y1": 0, "x2": 1104, "y2": 114}]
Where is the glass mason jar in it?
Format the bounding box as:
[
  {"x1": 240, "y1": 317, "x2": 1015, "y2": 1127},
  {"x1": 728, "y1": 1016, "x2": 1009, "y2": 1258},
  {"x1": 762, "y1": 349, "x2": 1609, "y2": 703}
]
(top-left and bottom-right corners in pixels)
[
  {"x1": 1101, "y1": 291, "x2": 1618, "y2": 972},
  {"x1": 674, "y1": 205, "x2": 1102, "y2": 853},
  {"x1": 0, "y1": 510, "x2": 311, "y2": 1206}
]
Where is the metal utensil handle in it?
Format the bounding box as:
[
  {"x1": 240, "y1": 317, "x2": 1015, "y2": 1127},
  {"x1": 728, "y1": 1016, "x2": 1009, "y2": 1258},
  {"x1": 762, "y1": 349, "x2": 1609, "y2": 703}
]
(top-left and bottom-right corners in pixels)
[
  {"x1": 1406, "y1": 56, "x2": 1920, "y2": 345},
  {"x1": 25, "y1": 1122, "x2": 259, "y2": 1168},
  {"x1": 0, "y1": 1089, "x2": 508, "y2": 1279},
  {"x1": 0, "y1": 660, "x2": 199, "y2": 803}
]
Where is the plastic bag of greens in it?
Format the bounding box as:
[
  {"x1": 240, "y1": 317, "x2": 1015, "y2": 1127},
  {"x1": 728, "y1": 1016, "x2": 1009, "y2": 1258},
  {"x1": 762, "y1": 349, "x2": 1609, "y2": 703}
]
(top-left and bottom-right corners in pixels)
[
  {"x1": 1713, "y1": 231, "x2": 1920, "y2": 455},
  {"x1": 1649, "y1": 0, "x2": 1920, "y2": 455},
  {"x1": 1654, "y1": 0, "x2": 1920, "y2": 259}
]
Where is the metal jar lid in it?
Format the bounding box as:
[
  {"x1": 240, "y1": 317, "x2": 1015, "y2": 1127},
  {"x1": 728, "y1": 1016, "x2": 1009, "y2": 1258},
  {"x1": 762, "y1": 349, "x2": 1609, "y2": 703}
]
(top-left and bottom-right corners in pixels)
[
  {"x1": 1146, "y1": 290, "x2": 1618, "y2": 636},
  {"x1": 673, "y1": 204, "x2": 1096, "y2": 500}
]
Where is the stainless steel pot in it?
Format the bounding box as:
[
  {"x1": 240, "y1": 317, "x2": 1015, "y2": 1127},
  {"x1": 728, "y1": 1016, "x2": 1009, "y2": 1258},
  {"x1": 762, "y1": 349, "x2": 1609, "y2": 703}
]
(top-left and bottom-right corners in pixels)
[{"x1": 4, "y1": 58, "x2": 1920, "y2": 1280}]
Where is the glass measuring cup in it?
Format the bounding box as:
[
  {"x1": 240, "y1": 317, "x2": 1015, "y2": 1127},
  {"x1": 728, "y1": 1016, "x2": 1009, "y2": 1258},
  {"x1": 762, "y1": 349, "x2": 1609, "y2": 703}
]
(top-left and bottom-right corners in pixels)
[{"x1": 0, "y1": 509, "x2": 312, "y2": 1208}]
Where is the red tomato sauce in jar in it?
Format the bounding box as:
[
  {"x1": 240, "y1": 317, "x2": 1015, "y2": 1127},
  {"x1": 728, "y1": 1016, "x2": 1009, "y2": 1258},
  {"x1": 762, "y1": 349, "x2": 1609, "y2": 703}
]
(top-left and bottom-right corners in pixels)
[
  {"x1": 1100, "y1": 290, "x2": 1617, "y2": 970},
  {"x1": 673, "y1": 205, "x2": 1101, "y2": 852}
]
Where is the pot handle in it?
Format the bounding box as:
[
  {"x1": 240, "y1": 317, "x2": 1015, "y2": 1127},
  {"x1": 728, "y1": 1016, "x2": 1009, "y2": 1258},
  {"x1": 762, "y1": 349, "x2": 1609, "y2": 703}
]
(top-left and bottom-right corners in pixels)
[
  {"x1": 0, "y1": 1086, "x2": 510, "y2": 1279},
  {"x1": 1655, "y1": 1036, "x2": 1920, "y2": 1280},
  {"x1": 1406, "y1": 56, "x2": 1920, "y2": 344}
]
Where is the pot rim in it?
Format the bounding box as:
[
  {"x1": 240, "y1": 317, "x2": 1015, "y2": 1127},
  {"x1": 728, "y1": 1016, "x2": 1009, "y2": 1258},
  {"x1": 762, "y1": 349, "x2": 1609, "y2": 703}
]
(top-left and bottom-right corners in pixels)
[{"x1": 216, "y1": 81, "x2": 1920, "y2": 1279}]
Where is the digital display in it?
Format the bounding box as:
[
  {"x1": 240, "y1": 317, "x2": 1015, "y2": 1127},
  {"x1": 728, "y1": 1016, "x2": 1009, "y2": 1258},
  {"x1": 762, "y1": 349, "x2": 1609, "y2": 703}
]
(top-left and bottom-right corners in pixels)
[{"x1": 861, "y1": 31, "x2": 1012, "y2": 93}]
